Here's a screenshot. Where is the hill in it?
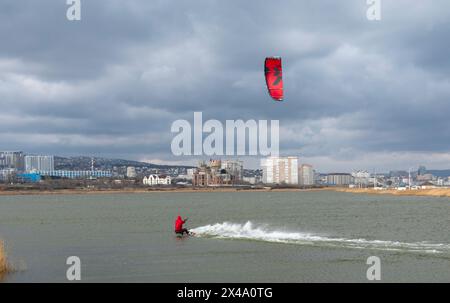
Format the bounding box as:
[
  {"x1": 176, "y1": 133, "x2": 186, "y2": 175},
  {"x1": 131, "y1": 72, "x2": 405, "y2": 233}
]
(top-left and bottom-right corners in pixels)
[{"x1": 54, "y1": 156, "x2": 193, "y2": 171}]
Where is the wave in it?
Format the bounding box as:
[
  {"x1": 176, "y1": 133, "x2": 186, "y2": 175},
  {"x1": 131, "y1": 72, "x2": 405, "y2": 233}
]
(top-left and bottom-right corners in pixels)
[{"x1": 191, "y1": 221, "x2": 450, "y2": 254}]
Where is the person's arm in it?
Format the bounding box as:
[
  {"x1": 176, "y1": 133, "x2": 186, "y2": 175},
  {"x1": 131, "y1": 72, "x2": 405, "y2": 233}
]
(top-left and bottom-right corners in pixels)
[{"x1": 183, "y1": 218, "x2": 189, "y2": 223}]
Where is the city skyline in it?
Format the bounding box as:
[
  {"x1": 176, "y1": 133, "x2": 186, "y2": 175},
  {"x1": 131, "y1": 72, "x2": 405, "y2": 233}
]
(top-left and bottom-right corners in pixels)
[{"x1": 2, "y1": 149, "x2": 450, "y2": 175}]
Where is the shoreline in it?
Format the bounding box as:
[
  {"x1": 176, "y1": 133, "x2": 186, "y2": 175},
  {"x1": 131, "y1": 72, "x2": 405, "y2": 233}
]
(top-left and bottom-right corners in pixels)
[
  {"x1": 0, "y1": 187, "x2": 327, "y2": 196},
  {"x1": 334, "y1": 188, "x2": 450, "y2": 198},
  {"x1": 1, "y1": 186, "x2": 449, "y2": 198}
]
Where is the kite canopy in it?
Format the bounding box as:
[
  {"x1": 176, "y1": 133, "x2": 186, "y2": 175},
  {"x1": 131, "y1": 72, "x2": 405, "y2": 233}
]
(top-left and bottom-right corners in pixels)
[{"x1": 264, "y1": 57, "x2": 283, "y2": 101}]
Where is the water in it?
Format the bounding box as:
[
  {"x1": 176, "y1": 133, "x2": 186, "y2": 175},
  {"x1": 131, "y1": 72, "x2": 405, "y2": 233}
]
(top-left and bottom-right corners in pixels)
[{"x1": 0, "y1": 191, "x2": 449, "y2": 282}]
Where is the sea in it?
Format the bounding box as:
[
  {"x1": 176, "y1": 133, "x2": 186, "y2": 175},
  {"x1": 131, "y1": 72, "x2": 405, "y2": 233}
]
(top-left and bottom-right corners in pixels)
[{"x1": 0, "y1": 190, "x2": 449, "y2": 282}]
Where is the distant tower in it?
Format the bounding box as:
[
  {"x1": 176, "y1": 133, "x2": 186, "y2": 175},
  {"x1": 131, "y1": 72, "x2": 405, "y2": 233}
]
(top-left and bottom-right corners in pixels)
[
  {"x1": 91, "y1": 157, "x2": 95, "y2": 172},
  {"x1": 373, "y1": 169, "x2": 376, "y2": 189},
  {"x1": 408, "y1": 168, "x2": 411, "y2": 189}
]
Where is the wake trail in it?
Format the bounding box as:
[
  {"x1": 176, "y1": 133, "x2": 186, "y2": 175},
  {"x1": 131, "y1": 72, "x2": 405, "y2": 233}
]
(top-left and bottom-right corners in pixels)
[{"x1": 191, "y1": 221, "x2": 450, "y2": 255}]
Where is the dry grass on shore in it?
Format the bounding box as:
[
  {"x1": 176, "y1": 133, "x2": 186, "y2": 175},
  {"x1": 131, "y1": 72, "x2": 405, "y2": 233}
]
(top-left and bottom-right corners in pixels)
[
  {"x1": 0, "y1": 240, "x2": 9, "y2": 277},
  {"x1": 336, "y1": 187, "x2": 450, "y2": 198}
]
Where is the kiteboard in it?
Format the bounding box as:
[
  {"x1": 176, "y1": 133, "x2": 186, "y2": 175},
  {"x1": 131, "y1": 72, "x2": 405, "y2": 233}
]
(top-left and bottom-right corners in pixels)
[{"x1": 175, "y1": 232, "x2": 196, "y2": 238}]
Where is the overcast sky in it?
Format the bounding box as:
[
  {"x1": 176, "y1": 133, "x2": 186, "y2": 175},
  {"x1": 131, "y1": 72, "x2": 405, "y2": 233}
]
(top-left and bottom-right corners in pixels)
[{"x1": 1, "y1": 0, "x2": 450, "y2": 172}]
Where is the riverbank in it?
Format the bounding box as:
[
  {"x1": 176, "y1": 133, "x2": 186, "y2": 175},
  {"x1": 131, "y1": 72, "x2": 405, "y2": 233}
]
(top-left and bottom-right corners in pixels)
[
  {"x1": 335, "y1": 187, "x2": 450, "y2": 198},
  {"x1": 2, "y1": 186, "x2": 450, "y2": 197},
  {"x1": 0, "y1": 187, "x2": 325, "y2": 196}
]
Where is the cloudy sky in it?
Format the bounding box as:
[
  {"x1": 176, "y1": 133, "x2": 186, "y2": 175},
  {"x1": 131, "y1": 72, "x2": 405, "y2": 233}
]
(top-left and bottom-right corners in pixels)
[{"x1": 1, "y1": 0, "x2": 450, "y2": 172}]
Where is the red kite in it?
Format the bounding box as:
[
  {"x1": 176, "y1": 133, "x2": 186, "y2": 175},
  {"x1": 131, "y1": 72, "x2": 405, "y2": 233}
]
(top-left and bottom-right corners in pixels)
[{"x1": 264, "y1": 57, "x2": 283, "y2": 101}]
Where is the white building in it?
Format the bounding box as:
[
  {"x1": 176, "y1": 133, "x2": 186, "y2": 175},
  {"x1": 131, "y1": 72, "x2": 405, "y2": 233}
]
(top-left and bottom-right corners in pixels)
[
  {"x1": 261, "y1": 156, "x2": 298, "y2": 185},
  {"x1": 299, "y1": 164, "x2": 314, "y2": 186},
  {"x1": 126, "y1": 166, "x2": 137, "y2": 178},
  {"x1": 0, "y1": 151, "x2": 25, "y2": 170},
  {"x1": 327, "y1": 173, "x2": 353, "y2": 185},
  {"x1": 351, "y1": 170, "x2": 370, "y2": 186},
  {"x1": 0, "y1": 168, "x2": 16, "y2": 181},
  {"x1": 25, "y1": 155, "x2": 54, "y2": 172},
  {"x1": 36, "y1": 170, "x2": 112, "y2": 179},
  {"x1": 143, "y1": 175, "x2": 172, "y2": 186}
]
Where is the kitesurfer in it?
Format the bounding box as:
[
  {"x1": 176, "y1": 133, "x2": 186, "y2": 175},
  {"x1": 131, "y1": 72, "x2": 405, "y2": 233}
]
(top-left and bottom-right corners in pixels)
[{"x1": 174, "y1": 215, "x2": 190, "y2": 236}]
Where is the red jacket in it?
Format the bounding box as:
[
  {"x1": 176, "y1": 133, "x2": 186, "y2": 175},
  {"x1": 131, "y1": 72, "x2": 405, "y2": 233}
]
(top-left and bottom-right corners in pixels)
[{"x1": 174, "y1": 216, "x2": 186, "y2": 232}]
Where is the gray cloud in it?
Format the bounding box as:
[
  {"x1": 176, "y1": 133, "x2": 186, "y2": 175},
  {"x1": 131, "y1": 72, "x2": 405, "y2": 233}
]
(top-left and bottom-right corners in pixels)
[{"x1": 1, "y1": 0, "x2": 450, "y2": 171}]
